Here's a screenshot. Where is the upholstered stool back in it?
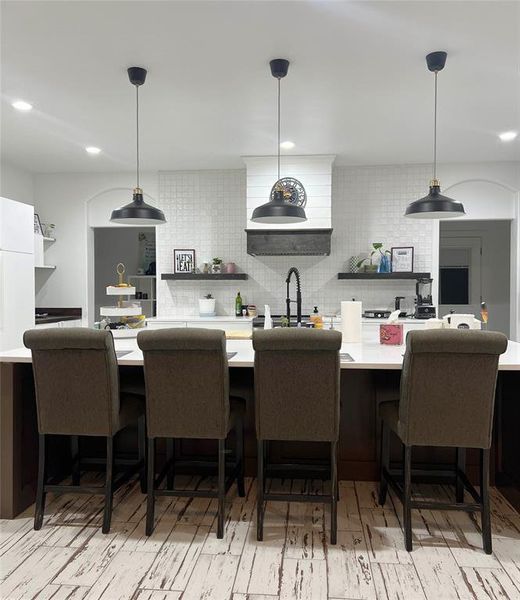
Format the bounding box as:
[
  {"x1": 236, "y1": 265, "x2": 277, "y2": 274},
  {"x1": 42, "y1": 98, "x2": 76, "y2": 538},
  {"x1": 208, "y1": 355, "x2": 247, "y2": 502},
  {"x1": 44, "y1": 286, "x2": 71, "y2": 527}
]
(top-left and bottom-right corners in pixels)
[
  {"x1": 253, "y1": 329, "x2": 342, "y2": 442},
  {"x1": 398, "y1": 330, "x2": 507, "y2": 448},
  {"x1": 137, "y1": 328, "x2": 230, "y2": 439},
  {"x1": 23, "y1": 328, "x2": 120, "y2": 436}
]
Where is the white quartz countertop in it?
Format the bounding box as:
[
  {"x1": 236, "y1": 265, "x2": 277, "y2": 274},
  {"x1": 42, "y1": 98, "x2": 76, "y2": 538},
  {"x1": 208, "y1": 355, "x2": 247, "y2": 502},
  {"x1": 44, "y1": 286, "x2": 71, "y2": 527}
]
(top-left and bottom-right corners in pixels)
[{"x1": 2, "y1": 338, "x2": 520, "y2": 370}]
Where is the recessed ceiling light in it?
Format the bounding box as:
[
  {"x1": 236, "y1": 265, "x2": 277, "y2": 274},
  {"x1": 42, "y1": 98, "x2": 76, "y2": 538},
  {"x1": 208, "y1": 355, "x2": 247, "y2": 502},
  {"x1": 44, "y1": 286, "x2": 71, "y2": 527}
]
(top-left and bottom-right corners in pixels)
[
  {"x1": 280, "y1": 141, "x2": 295, "y2": 150},
  {"x1": 85, "y1": 146, "x2": 101, "y2": 155},
  {"x1": 498, "y1": 131, "x2": 518, "y2": 142},
  {"x1": 12, "y1": 100, "x2": 33, "y2": 111}
]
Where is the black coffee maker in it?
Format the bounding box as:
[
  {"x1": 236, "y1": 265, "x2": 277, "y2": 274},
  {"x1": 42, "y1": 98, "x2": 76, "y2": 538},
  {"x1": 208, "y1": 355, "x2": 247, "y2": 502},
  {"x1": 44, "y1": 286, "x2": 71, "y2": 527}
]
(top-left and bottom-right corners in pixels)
[{"x1": 414, "y1": 278, "x2": 436, "y2": 319}]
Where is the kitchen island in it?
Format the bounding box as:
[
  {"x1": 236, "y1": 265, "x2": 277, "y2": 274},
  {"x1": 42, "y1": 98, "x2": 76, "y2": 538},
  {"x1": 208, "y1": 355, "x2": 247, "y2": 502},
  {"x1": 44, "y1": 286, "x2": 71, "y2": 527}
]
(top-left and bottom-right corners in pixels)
[{"x1": 1, "y1": 338, "x2": 519, "y2": 518}]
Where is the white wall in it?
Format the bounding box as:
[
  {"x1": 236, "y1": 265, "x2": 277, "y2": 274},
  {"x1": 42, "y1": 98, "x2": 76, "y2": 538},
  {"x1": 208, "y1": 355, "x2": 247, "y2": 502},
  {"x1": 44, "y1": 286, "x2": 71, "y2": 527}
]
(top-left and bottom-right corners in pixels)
[
  {"x1": 32, "y1": 171, "x2": 157, "y2": 322},
  {"x1": 0, "y1": 161, "x2": 34, "y2": 205}
]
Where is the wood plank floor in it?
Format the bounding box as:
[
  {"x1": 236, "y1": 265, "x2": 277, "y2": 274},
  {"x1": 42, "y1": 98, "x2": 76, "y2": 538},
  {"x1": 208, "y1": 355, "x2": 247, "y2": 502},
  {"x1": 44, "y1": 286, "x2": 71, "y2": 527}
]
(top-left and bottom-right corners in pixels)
[{"x1": 1, "y1": 475, "x2": 519, "y2": 600}]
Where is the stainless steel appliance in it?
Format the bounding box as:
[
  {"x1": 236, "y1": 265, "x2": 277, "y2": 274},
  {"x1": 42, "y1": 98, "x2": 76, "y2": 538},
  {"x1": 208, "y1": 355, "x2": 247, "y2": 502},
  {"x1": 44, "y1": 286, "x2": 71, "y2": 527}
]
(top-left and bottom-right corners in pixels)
[
  {"x1": 415, "y1": 277, "x2": 436, "y2": 319},
  {"x1": 363, "y1": 309, "x2": 392, "y2": 319}
]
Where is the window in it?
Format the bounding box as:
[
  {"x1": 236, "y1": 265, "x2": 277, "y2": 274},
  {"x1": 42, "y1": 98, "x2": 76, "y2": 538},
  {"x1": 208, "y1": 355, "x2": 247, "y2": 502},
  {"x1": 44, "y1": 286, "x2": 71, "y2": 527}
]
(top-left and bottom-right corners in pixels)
[{"x1": 439, "y1": 267, "x2": 469, "y2": 304}]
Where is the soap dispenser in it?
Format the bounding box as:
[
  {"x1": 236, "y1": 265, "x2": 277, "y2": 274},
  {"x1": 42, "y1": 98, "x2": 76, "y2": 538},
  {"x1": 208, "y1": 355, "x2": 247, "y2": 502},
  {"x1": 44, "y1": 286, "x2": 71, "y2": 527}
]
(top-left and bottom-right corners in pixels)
[{"x1": 310, "y1": 306, "x2": 324, "y2": 329}]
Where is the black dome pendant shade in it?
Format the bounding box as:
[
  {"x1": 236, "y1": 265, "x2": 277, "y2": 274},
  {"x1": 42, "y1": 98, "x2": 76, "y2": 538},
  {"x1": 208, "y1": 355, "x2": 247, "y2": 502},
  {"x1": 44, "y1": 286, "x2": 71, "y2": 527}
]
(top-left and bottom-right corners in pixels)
[
  {"x1": 110, "y1": 67, "x2": 166, "y2": 225},
  {"x1": 251, "y1": 59, "x2": 307, "y2": 224},
  {"x1": 404, "y1": 52, "x2": 465, "y2": 219}
]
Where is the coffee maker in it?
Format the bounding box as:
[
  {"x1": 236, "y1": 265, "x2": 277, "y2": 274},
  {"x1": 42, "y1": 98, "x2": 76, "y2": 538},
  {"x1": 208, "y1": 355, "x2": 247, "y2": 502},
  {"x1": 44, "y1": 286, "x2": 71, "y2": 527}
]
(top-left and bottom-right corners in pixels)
[{"x1": 414, "y1": 277, "x2": 436, "y2": 319}]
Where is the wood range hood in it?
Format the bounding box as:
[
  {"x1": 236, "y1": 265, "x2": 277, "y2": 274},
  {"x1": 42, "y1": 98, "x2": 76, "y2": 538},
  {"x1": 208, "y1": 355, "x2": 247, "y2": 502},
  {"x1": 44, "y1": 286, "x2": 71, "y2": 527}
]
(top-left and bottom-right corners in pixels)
[{"x1": 245, "y1": 228, "x2": 333, "y2": 256}]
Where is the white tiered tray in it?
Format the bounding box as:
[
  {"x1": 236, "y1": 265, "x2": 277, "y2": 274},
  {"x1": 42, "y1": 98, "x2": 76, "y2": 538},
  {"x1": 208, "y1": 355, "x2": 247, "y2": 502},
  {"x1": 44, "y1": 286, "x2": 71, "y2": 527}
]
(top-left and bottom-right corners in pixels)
[
  {"x1": 106, "y1": 286, "x2": 136, "y2": 296},
  {"x1": 100, "y1": 305, "x2": 142, "y2": 317}
]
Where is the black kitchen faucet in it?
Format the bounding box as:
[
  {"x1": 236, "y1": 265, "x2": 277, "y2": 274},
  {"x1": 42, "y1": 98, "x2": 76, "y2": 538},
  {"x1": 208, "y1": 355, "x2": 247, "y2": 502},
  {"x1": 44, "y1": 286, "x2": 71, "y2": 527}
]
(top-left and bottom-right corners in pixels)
[{"x1": 286, "y1": 267, "x2": 302, "y2": 327}]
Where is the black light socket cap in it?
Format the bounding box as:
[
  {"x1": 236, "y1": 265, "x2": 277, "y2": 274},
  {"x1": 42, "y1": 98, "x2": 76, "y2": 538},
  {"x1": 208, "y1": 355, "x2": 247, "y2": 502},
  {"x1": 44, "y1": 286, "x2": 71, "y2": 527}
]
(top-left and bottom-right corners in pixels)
[
  {"x1": 270, "y1": 59, "x2": 290, "y2": 79},
  {"x1": 127, "y1": 66, "x2": 147, "y2": 86},
  {"x1": 426, "y1": 51, "x2": 447, "y2": 72}
]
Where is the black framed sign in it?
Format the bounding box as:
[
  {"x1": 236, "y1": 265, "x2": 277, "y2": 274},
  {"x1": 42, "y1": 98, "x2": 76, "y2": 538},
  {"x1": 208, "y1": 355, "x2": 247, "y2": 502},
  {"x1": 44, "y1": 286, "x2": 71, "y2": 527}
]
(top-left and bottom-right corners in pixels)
[
  {"x1": 173, "y1": 249, "x2": 195, "y2": 273},
  {"x1": 34, "y1": 213, "x2": 43, "y2": 235},
  {"x1": 391, "y1": 246, "x2": 414, "y2": 272}
]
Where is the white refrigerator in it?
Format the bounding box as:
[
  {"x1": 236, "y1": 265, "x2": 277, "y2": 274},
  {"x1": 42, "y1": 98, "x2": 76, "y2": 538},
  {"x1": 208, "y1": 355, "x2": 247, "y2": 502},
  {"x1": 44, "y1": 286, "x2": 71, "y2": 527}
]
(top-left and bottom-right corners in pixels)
[{"x1": 0, "y1": 197, "x2": 35, "y2": 351}]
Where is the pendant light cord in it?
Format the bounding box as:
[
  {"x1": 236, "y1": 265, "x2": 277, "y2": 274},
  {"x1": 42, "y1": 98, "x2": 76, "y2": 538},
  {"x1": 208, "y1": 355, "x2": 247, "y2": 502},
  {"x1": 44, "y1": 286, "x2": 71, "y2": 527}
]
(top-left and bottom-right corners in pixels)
[
  {"x1": 433, "y1": 70, "x2": 438, "y2": 181},
  {"x1": 136, "y1": 84, "x2": 140, "y2": 189},
  {"x1": 277, "y1": 76, "x2": 281, "y2": 182}
]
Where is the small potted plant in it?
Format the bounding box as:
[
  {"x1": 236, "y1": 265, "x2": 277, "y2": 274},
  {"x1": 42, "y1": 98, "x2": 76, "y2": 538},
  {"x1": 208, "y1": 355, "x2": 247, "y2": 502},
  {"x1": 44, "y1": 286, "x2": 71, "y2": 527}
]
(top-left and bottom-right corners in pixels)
[
  {"x1": 356, "y1": 243, "x2": 391, "y2": 273},
  {"x1": 211, "y1": 257, "x2": 223, "y2": 274},
  {"x1": 199, "y1": 293, "x2": 216, "y2": 316}
]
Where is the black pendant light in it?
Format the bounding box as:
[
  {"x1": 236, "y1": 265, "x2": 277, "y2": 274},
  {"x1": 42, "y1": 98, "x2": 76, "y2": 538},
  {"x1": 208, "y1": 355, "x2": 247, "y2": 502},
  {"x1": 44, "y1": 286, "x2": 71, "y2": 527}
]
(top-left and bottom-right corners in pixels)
[
  {"x1": 251, "y1": 59, "x2": 307, "y2": 224},
  {"x1": 111, "y1": 67, "x2": 166, "y2": 225},
  {"x1": 405, "y1": 52, "x2": 465, "y2": 219}
]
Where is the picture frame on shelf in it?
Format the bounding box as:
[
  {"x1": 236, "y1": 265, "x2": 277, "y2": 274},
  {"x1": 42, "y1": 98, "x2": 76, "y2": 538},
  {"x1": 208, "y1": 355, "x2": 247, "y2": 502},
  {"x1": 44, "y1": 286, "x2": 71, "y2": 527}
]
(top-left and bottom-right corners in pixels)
[
  {"x1": 34, "y1": 213, "x2": 43, "y2": 235},
  {"x1": 173, "y1": 249, "x2": 196, "y2": 273},
  {"x1": 391, "y1": 246, "x2": 414, "y2": 273}
]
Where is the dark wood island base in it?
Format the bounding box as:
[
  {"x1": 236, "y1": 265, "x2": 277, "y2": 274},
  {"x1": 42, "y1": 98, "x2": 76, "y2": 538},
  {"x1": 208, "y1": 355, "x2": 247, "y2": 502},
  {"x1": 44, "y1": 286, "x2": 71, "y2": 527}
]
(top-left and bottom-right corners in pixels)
[{"x1": 1, "y1": 362, "x2": 519, "y2": 519}]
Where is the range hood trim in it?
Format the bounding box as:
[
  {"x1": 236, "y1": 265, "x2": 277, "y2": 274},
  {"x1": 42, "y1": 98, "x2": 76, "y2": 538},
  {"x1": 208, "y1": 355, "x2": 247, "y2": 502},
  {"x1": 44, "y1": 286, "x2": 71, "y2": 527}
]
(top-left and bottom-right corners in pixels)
[{"x1": 245, "y1": 228, "x2": 333, "y2": 256}]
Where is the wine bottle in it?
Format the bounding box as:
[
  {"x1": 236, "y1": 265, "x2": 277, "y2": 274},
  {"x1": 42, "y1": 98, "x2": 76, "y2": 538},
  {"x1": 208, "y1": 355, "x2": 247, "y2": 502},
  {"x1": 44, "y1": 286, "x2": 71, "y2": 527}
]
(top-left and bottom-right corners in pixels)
[{"x1": 235, "y1": 291, "x2": 242, "y2": 317}]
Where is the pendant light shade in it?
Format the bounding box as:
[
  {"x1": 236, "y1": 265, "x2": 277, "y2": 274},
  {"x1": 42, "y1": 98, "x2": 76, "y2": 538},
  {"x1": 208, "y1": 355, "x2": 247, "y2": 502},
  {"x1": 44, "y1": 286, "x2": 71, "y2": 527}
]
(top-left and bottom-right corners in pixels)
[
  {"x1": 404, "y1": 52, "x2": 465, "y2": 219},
  {"x1": 111, "y1": 67, "x2": 166, "y2": 225},
  {"x1": 251, "y1": 59, "x2": 307, "y2": 224},
  {"x1": 251, "y1": 189, "x2": 307, "y2": 224}
]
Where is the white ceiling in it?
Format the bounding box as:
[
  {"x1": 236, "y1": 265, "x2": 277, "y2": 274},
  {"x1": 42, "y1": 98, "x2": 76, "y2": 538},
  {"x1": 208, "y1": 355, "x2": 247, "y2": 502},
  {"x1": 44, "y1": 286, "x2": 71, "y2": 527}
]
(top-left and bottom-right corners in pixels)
[{"x1": 1, "y1": 1, "x2": 519, "y2": 174}]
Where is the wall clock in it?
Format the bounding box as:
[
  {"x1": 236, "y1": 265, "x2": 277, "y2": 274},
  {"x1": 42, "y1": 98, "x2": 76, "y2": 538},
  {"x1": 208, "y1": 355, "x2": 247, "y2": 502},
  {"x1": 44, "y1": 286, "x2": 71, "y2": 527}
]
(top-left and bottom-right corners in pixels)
[{"x1": 270, "y1": 177, "x2": 307, "y2": 208}]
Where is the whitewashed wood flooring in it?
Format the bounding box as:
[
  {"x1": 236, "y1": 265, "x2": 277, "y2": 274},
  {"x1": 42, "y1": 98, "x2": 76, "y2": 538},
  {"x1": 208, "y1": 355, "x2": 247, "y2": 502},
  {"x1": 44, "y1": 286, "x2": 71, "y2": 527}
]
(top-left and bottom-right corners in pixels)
[{"x1": 1, "y1": 475, "x2": 519, "y2": 600}]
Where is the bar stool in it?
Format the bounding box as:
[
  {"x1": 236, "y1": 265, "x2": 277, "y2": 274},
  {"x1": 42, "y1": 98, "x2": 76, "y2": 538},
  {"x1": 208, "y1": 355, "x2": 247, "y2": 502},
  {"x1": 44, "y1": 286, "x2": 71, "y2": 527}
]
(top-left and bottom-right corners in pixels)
[
  {"x1": 23, "y1": 328, "x2": 146, "y2": 534},
  {"x1": 253, "y1": 328, "x2": 342, "y2": 544},
  {"x1": 378, "y1": 329, "x2": 507, "y2": 553},
  {"x1": 137, "y1": 328, "x2": 245, "y2": 538}
]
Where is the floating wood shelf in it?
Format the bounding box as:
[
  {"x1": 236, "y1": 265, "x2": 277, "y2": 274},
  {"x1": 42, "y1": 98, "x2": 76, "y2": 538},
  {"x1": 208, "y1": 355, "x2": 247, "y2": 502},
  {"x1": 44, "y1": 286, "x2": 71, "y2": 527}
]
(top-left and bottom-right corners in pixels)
[
  {"x1": 161, "y1": 273, "x2": 248, "y2": 281},
  {"x1": 337, "y1": 272, "x2": 430, "y2": 280}
]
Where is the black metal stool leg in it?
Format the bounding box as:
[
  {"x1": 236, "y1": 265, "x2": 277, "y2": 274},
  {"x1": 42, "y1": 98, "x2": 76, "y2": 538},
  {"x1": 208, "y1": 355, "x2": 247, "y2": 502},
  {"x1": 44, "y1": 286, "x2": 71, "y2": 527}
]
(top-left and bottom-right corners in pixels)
[
  {"x1": 403, "y1": 445, "x2": 413, "y2": 551},
  {"x1": 71, "y1": 435, "x2": 80, "y2": 486},
  {"x1": 34, "y1": 434, "x2": 47, "y2": 530},
  {"x1": 331, "y1": 440, "x2": 338, "y2": 545},
  {"x1": 102, "y1": 436, "x2": 114, "y2": 534},
  {"x1": 146, "y1": 438, "x2": 156, "y2": 536},
  {"x1": 378, "y1": 421, "x2": 389, "y2": 506},
  {"x1": 138, "y1": 416, "x2": 147, "y2": 493},
  {"x1": 217, "y1": 439, "x2": 226, "y2": 539},
  {"x1": 480, "y1": 448, "x2": 492, "y2": 554},
  {"x1": 456, "y1": 447, "x2": 466, "y2": 503},
  {"x1": 257, "y1": 439, "x2": 264, "y2": 541},
  {"x1": 166, "y1": 438, "x2": 175, "y2": 491},
  {"x1": 236, "y1": 416, "x2": 245, "y2": 497}
]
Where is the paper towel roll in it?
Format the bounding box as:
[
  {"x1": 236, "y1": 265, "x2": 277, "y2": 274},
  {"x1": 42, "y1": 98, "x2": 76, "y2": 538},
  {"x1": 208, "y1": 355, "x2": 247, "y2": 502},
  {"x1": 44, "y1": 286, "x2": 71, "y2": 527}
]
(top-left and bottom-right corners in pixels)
[{"x1": 341, "y1": 301, "x2": 362, "y2": 342}]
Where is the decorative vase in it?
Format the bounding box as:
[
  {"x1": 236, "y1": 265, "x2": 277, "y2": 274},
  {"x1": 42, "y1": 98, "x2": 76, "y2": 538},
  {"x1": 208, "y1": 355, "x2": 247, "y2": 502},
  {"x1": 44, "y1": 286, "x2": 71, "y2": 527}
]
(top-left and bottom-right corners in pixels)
[
  {"x1": 364, "y1": 264, "x2": 378, "y2": 273},
  {"x1": 378, "y1": 254, "x2": 391, "y2": 273},
  {"x1": 211, "y1": 264, "x2": 221, "y2": 274},
  {"x1": 198, "y1": 298, "x2": 216, "y2": 316},
  {"x1": 224, "y1": 262, "x2": 236, "y2": 274},
  {"x1": 348, "y1": 256, "x2": 359, "y2": 273}
]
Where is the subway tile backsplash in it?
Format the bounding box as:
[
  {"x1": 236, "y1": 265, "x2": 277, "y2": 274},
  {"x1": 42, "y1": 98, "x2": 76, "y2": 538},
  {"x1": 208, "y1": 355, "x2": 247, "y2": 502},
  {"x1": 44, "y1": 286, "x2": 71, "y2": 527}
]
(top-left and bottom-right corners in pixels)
[{"x1": 157, "y1": 164, "x2": 434, "y2": 317}]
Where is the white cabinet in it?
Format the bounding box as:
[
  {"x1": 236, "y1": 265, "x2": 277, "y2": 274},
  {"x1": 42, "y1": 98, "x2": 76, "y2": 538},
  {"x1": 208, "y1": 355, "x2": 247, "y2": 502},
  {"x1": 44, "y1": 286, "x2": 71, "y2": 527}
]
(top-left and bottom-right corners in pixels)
[
  {"x1": 185, "y1": 320, "x2": 251, "y2": 331},
  {"x1": 146, "y1": 318, "x2": 252, "y2": 333},
  {"x1": 146, "y1": 320, "x2": 187, "y2": 330},
  {"x1": 34, "y1": 319, "x2": 82, "y2": 329}
]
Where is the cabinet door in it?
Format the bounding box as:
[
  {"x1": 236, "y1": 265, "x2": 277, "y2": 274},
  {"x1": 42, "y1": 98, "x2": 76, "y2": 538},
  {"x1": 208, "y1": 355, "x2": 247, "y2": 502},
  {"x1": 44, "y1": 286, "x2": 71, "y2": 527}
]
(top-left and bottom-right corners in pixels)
[
  {"x1": 146, "y1": 321, "x2": 186, "y2": 330},
  {"x1": 186, "y1": 321, "x2": 252, "y2": 332}
]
